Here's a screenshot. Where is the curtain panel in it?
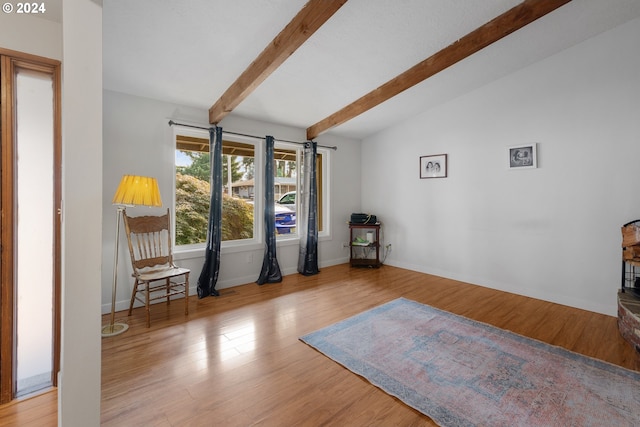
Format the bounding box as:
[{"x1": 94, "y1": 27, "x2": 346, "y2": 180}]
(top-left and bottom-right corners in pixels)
[
  {"x1": 257, "y1": 135, "x2": 282, "y2": 284},
  {"x1": 197, "y1": 126, "x2": 223, "y2": 298},
  {"x1": 297, "y1": 141, "x2": 319, "y2": 275}
]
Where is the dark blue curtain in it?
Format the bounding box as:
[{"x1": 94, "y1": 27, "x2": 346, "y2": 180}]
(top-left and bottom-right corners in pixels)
[
  {"x1": 297, "y1": 141, "x2": 319, "y2": 275},
  {"x1": 257, "y1": 136, "x2": 282, "y2": 284},
  {"x1": 197, "y1": 126, "x2": 223, "y2": 298}
]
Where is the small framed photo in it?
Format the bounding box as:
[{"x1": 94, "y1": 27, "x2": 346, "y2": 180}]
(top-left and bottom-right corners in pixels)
[
  {"x1": 508, "y1": 144, "x2": 537, "y2": 169},
  {"x1": 420, "y1": 154, "x2": 447, "y2": 179}
]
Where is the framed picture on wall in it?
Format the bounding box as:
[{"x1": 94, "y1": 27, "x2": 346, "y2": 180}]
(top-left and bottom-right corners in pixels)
[
  {"x1": 508, "y1": 144, "x2": 537, "y2": 169},
  {"x1": 420, "y1": 154, "x2": 447, "y2": 179}
]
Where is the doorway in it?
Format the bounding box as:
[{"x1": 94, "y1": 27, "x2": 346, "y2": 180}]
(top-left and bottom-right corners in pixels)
[{"x1": 0, "y1": 48, "x2": 61, "y2": 403}]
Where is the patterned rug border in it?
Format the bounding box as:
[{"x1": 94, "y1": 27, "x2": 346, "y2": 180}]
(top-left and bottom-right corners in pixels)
[{"x1": 300, "y1": 297, "x2": 640, "y2": 426}]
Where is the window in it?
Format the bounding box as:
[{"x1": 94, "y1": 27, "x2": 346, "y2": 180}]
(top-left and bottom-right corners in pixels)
[
  {"x1": 174, "y1": 128, "x2": 329, "y2": 249},
  {"x1": 278, "y1": 192, "x2": 296, "y2": 204},
  {"x1": 273, "y1": 145, "x2": 297, "y2": 236},
  {"x1": 175, "y1": 133, "x2": 256, "y2": 246}
]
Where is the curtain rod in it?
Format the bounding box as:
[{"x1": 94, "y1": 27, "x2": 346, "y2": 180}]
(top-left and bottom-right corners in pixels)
[{"x1": 168, "y1": 120, "x2": 337, "y2": 151}]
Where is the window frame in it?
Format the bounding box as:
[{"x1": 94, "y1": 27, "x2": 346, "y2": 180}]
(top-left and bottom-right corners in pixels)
[
  {"x1": 173, "y1": 126, "x2": 262, "y2": 251},
  {"x1": 316, "y1": 146, "x2": 330, "y2": 238},
  {"x1": 271, "y1": 140, "x2": 300, "y2": 242},
  {"x1": 172, "y1": 126, "x2": 331, "y2": 255}
]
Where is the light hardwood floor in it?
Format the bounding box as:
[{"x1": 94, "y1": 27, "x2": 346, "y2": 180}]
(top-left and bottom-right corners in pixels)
[{"x1": 2, "y1": 264, "x2": 639, "y2": 426}]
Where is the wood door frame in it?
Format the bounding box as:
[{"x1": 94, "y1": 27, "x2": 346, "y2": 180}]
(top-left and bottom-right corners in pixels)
[{"x1": 0, "y1": 47, "x2": 61, "y2": 404}]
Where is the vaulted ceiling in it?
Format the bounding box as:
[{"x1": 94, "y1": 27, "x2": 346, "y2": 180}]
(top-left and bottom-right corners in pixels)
[{"x1": 103, "y1": 0, "x2": 640, "y2": 140}]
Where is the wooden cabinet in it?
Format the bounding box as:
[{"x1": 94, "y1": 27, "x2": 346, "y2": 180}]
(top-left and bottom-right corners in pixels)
[{"x1": 349, "y1": 223, "x2": 381, "y2": 268}]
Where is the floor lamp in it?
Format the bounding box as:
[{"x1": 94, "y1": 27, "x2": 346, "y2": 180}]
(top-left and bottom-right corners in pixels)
[{"x1": 101, "y1": 175, "x2": 162, "y2": 337}]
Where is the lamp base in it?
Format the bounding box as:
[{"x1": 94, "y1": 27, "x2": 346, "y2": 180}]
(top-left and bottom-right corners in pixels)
[{"x1": 101, "y1": 322, "x2": 129, "y2": 337}]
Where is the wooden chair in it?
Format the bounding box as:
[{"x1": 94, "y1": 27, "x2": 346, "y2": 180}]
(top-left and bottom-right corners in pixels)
[{"x1": 123, "y1": 208, "x2": 189, "y2": 327}]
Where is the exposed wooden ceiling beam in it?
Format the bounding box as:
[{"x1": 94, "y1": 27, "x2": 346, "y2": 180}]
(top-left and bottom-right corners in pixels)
[
  {"x1": 209, "y1": 0, "x2": 348, "y2": 124},
  {"x1": 306, "y1": 0, "x2": 571, "y2": 140}
]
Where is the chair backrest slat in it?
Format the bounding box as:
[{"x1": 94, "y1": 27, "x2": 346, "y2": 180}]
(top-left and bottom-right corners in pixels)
[{"x1": 123, "y1": 208, "x2": 174, "y2": 274}]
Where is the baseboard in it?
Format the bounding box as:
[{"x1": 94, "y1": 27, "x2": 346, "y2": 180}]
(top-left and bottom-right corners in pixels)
[{"x1": 102, "y1": 256, "x2": 351, "y2": 314}]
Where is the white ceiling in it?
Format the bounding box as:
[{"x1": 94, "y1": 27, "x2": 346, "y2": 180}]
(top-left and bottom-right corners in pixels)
[{"x1": 103, "y1": 0, "x2": 640, "y2": 140}]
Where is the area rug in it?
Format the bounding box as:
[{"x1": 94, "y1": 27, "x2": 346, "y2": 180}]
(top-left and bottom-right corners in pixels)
[{"x1": 300, "y1": 298, "x2": 640, "y2": 427}]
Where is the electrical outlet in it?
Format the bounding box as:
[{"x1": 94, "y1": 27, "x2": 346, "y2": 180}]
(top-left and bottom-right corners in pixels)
[{"x1": 386, "y1": 243, "x2": 392, "y2": 252}]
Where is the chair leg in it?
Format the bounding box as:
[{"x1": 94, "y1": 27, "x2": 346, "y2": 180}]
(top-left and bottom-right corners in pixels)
[
  {"x1": 184, "y1": 272, "x2": 189, "y2": 316},
  {"x1": 128, "y1": 278, "x2": 139, "y2": 316},
  {"x1": 145, "y1": 282, "x2": 151, "y2": 328},
  {"x1": 166, "y1": 278, "x2": 171, "y2": 305}
]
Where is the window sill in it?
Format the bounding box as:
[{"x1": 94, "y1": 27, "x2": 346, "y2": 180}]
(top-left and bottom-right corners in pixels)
[
  {"x1": 174, "y1": 242, "x2": 262, "y2": 261},
  {"x1": 174, "y1": 234, "x2": 321, "y2": 261}
]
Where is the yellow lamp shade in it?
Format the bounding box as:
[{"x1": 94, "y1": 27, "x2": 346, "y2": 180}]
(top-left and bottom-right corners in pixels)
[{"x1": 112, "y1": 175, "x2": 162, "y2": 207}]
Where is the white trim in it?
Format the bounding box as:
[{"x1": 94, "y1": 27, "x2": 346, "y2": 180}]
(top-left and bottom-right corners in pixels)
[{"x1": 318, "y1": 146, "x2": 331, "y2": 239}]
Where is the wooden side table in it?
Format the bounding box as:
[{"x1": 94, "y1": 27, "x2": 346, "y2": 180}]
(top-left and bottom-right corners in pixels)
[{"x1": 349, "y1": 222, "x2": 381, "y2": 268}]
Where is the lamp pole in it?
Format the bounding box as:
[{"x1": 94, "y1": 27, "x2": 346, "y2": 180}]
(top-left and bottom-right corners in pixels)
[{"x1": 101, "y1": 206, "x2": 129, "y2": 337}]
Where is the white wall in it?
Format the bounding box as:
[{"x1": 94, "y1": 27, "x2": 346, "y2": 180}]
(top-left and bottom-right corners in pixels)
[
  {"x1": 362, "y1": 17, "x2": 640, "y2": 316},
  {"x1": 0, "y1": 13, "x2": 62, "y2": 59},
  {"x1": 60, "y1": 0, "x2": 103, "y2": 425},
  {"x1": 102, "y1": 90, "x2": 361, "y2": 312}
]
